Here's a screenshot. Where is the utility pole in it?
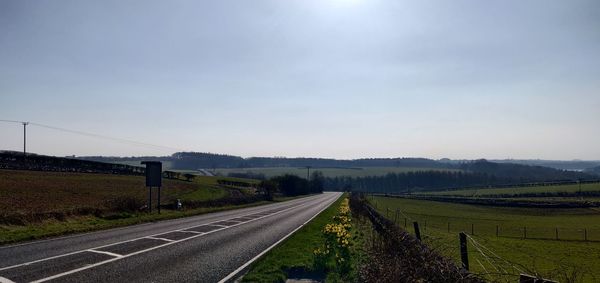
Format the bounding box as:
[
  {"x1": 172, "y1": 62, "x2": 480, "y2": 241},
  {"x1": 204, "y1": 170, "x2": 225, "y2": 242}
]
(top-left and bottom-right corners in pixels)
[
  {"x1": 22, "y1": 122, "x2": 29, "y2": 156},
  {"x1": 306, "y1": 166, "x2": 311, "y2": 181}
]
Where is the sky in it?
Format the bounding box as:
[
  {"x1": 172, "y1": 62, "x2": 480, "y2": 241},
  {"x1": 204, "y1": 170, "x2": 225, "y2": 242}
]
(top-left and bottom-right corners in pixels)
[{"x1": 1, "y1": 0, "x2": 599, "y2": 160}]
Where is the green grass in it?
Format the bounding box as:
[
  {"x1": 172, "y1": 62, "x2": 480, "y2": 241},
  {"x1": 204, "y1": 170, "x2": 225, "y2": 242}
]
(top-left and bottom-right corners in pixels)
[
  {"x1": 215, "y1": 166, "x2": 458, "y2": 178},
  {"x1": 371, "y1": 196, "x2": 600, "y2": 282},
  {"x1": 425, "y1": 183, "x2": 600, "y2": 197},
  {"x1": 242, "y1": 194, "x2": 347, "y2": 282}
]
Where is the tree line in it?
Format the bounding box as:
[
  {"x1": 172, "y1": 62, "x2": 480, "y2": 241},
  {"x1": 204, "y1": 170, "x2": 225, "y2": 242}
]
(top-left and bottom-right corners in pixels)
[
  {"x1": 258, "y1": 172, "x2": 325, "y2": 200},
  {"x1": 324, "y1": 161, "x2": 595, "y2": 193}
]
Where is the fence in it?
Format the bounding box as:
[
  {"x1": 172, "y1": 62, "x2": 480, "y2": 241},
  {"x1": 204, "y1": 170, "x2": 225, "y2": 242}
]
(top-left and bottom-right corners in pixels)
[
  {"x1": 373, "y1": 203, "x2": 568, "y2": 282},
  {"x1": 380, "y1": 206, "x2": 600, "y2": 242}
]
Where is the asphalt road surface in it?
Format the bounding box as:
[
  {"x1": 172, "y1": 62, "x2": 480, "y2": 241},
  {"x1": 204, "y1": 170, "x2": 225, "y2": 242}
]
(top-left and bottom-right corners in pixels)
[{"x1": 0, "y1": 192, "x2": 341, "y2": 283}]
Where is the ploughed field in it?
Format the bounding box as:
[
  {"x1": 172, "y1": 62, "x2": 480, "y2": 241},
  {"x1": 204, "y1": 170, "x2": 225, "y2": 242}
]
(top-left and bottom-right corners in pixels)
[
  {"x1": 0, "y1": 169, "x2": 234, "y2": 222},
  {"x1": 0, "y1": 169, "x2": 263, "y2": 244},
  {"x1": 372, "y1": 194, "x2": 600, "y2": 282}
]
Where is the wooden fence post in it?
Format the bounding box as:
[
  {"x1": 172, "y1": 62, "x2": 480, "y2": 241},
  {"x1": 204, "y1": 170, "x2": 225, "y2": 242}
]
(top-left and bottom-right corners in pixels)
[
  {"x1": 471, "y1": 223, "x2": 474, "y2": 235},
  {"x1": 524, "y1": 226, "x2": 527, "y2": 239},
  {"x1": 496, "y1": 225, "x2": 499, "y2": 237},
  {"x1": 585, "y1": 229, "x2": 588, "y2": 241},
  {"x1": 555, "y1": 228, "x2": 558, "y2": 240},
  {"x1": 414, "y1": 222, "x2": 421, "y2": 241},
  {"x1": 448, "y1": 222, "x2": 450, "y2": 233},
  {"x1": 459, "y1": 232, "x2": 469, "y2": 270}
]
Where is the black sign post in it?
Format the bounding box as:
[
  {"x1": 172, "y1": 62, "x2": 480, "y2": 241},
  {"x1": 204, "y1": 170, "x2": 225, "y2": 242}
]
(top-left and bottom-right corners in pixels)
[{"x1": 141, "y1": 161, "x2": 162, "y2": 213}]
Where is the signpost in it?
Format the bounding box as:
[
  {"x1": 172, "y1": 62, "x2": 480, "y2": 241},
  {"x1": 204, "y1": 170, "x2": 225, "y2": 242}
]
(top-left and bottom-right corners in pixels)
[{"x1": 141, "y1": 161, "x2": 162, "y2": 213}]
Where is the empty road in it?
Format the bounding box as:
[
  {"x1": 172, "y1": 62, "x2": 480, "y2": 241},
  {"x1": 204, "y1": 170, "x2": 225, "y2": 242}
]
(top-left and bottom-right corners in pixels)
[{"x1": 0, "y1": 192, "x2": 341, "y2": 283}]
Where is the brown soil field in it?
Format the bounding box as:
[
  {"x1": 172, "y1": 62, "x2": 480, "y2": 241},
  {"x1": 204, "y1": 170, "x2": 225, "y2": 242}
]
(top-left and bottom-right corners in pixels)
[{"x1": 0, "y1": 169, "x2": 199, "y2": 216}]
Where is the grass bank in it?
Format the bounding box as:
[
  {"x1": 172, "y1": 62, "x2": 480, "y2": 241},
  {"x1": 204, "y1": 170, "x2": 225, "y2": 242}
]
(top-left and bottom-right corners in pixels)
[{"x1": 243, "y1": 193, "x2": 362, "y2": 282}]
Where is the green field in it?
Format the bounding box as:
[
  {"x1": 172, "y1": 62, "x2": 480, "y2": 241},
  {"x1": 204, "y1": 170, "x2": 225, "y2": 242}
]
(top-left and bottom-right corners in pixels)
[
  {"x1": 425, "y1": 183, "x2": 600, "y2": 197},
  {"x1": 215, "y1": 166, "x2": 458, "y2": 178},
  {"x1": 371, "y1": 196, "x2": 600, "y2": 282}
]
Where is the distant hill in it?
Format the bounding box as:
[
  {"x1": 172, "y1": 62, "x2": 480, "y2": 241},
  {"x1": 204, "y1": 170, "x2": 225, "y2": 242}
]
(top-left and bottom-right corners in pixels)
[
  {"x1": 585, "y1": 166, "x2": 600, "y2": 176},
  {"x1": 0, "y1": 151, "x2": 144, "y2": 175},
  {"x1": 460, "y1": 159, "x2": 593, "y2": 183},
  {"x1": 79, "y1": 152, "x2": 450, "y2": 170},
  {"x1": 489, "y1": 159, "x2": 600, "y2": 171}
]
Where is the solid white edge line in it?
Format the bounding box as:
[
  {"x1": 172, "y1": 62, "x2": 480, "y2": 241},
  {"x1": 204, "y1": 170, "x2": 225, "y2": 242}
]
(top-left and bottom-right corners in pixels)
[
  {"x1": 217, "y1": 192, "x2": 342, "y2": 283},
  {"x1": 86, "y1": 249, "x2": 123, "y2": 258},
  {"x1": 21, "y1": 195, "x2": 329, "y2": 283},
  {"x1": 0, "y1": 276, "x2": 16, "y2": 283},
  {"x1": 0, "y1": 194, "x2": 320, "y2": 272}
]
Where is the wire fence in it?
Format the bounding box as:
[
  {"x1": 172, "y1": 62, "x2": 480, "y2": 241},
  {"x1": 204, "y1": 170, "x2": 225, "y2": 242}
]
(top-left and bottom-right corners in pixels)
[
  {"x1": 376, "y1": 204, "x2": 600, "y2": 242},
  {"x1": 373, "y1": 202, "x2": 598, "y2": 282}
]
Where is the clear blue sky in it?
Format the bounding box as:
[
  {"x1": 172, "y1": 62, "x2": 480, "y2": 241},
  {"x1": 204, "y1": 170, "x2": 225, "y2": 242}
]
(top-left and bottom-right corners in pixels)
[{"x1": 1, "y1": 0, "x2": 599, "y2": 159}]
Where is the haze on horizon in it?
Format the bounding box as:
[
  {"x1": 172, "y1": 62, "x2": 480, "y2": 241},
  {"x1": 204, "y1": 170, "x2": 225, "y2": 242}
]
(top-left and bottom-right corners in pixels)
[{"x1": 1, "y1": 0, "x2": 599, "y2": 160}]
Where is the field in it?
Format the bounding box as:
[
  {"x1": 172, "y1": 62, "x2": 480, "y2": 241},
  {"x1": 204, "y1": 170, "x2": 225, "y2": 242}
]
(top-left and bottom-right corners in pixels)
[
  {"x1": 371, "y1": 196, "x2": 600, "y2": 282},
  {"x1": 425, "y1": 183, "x2": 600, "y2": 197},
  {"x1": 215, "y1": 166, "x2": 458, "y2": 178},
  {"x1": 0, "y1": 169, "x2": 243, "y2": 216},
  {"x1": 0, "y1": 169, "x2": 262, "y2": 244}
]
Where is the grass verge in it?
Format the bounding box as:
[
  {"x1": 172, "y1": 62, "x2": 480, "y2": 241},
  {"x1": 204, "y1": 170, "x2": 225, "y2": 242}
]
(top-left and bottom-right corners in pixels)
[
  {"x1": 242, "y1": 194, "x2": 361, "y2": 282},
  {"x1": 0, "y1": 195, "x2": 309, "y2": 246}
]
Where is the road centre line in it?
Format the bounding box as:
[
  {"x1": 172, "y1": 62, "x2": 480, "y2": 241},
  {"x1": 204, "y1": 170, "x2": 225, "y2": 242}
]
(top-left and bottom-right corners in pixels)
[{"x1": 2, "y1": 196, "x2": 327, "y2": 283}]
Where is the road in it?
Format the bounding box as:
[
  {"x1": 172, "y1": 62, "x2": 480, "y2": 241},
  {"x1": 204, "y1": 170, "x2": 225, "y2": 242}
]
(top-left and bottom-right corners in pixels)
[{"x1": 0, "y1": 192, "x2": 341, "y2": 283}]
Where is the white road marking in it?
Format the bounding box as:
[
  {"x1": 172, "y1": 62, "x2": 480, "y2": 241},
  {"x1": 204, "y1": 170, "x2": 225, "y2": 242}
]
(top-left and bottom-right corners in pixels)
[
  {"x1": 0, "y1": 276, "x2": 16, "y2": 283},
  {"x1": 175, "y1": 230, "x2": 203, "y2": 234},
  {"x1": 218, "y1": 193, "x2": 341, "y2": 283},
  {"x1": 1, "y1": 196, "x2": 326, "y2": 283},
  {"x1": 145, "y1": 237, "x2": 175, "y2": 242},
  {"x1": 86, "y1": 249, "x2": 123, "y2": 258}
]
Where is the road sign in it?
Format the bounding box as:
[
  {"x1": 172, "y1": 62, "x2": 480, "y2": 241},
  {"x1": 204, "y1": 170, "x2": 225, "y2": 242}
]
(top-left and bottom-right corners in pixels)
[{"x1": 141, "y1": 161, "x2": 162, "y2": 187}]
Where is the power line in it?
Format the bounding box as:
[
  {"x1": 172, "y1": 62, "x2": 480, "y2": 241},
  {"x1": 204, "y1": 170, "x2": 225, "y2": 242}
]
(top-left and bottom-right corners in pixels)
[{"x1": 0, "y1": 120, "x2": 185, "y2": 153}]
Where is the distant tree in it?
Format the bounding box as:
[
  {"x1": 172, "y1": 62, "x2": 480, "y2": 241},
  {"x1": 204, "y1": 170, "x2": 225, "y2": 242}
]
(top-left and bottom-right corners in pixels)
[
  {"x1": 309, "y1": 171, "x2": 325, "y2": 193},
  {"x1": 272, "y1": 174, "x2": 309, "y2": 196},
  {"x1": 258, "y1": 180, "x2": 278, "y2": 201}
]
